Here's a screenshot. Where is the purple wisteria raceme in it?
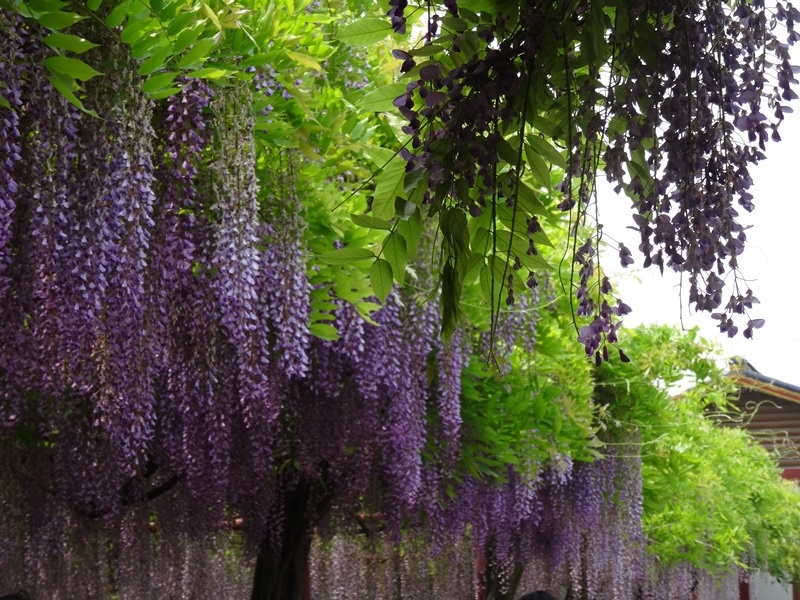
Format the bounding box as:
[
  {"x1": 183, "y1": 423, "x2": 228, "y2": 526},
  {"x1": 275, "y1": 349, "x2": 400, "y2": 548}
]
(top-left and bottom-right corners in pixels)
[
  {"x1": 355, "y1": 293, "x2": 437, "y2": 531},
  {"x1": 258, "y1": 150, "x2": 311, "y2": 379},
  {"x1": 210, "y1": 87, "x2": 275, "y2": 426},
  {"x1": 0, "y1": 27, "x2": 22, "y2": 300},
  {"x1": 76, "y1": 62, "x2": 158, "y2": 473},
  {"x1": 436, "y1": 328, "x2": 466, "y2": 467}
]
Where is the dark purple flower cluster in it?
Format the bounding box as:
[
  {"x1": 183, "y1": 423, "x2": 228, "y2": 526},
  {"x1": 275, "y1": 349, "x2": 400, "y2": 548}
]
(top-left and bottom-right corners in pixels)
[{"x1": 0, "y1": 29, "x2": 22, "y2": 299}]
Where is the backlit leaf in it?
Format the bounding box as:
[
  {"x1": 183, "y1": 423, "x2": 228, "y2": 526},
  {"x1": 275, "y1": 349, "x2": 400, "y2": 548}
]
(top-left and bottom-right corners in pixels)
[
  {"x1": 357, "y1": 83, "x2": 407, "y2": 112},
  {"x1": 336, "y1": 18, "x2": 392, "y2": 46},
  {"x1": 524, "y1": 143, "x2": 552, "y2": 189},
  {"x1": 285, "y1": 50, "x2": 323, "y2": 73}
]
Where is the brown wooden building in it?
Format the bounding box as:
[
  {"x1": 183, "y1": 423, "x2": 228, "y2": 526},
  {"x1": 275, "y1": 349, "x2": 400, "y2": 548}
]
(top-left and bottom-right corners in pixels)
[
  {"x1": 727, "y1": 359, "x2": 800, "y2": 481},
  {"x1": 725, "y1": 359, "x2": 800, "y2": 600}
]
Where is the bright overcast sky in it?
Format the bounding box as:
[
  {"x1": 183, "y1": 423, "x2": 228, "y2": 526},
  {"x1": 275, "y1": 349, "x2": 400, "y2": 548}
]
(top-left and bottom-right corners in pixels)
[{"x1": 598, "y1": 111, "x2": 800, "y2": 384}]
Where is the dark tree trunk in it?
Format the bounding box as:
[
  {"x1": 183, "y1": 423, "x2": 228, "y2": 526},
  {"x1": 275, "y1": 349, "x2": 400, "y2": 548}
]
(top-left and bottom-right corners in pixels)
[
  {"x1": 482, "y1": 542, "x2": 523, "y2": 600},
  {"x1": 250, "y1": 469, "x2": 333, "y2": 600}
]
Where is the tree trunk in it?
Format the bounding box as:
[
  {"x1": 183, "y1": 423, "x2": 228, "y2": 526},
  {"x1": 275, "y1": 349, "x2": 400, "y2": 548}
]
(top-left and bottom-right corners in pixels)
[
  {"x1": 482, "y1": 543, "x2": 523, "y2": 600},
  {"x1": 250, "y1": 470, "x2": 332, "y2": 600}
]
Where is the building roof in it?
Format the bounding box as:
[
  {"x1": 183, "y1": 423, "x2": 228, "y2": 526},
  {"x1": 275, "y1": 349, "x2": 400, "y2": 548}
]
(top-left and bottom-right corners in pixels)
[{"x1": 727, "y1": 357, "x2": 800, "y2": 406}]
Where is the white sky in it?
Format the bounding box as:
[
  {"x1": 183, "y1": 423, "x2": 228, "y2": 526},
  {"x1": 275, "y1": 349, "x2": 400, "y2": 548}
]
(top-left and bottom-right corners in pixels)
[{"x1": 598, "y1": 111, "x2": 800, "y2": 384}]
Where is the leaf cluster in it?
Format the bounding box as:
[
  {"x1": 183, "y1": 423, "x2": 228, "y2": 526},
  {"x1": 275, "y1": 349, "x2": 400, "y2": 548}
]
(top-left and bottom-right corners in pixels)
[{"x1": 596, "y1": 325, "x2": 800, "y2": 581}]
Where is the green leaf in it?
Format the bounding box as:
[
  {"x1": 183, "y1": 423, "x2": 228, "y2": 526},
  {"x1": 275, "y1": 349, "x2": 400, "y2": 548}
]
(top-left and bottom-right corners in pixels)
[
  {"x1": 364, "y1": 146, "x2": 396, "y2": 167},
  {"x1": 372, "y1": 159, "x2": 405, "y2": 221},
  {"x1": 524, "y1": 143, "x2": 552, "y2": 189},
  {"x1": 129, "y1": 33, "x2": 163, "y2": 59},
  {"x1": 178, "y1": 37, "x2": 216, "y2": 68},
  {"x1": 141, "y1": 71, "x2": 178, "y2": 94},
  {"x1": 319, "y1": 247, "x2": 375, "y2": 264},
  {"x1": 28, "y1": 0, "x2": 67, "y2": 11},
  {"x1": 172, "y1": 23, "x2": 205, "y2": 54},
  {"x1": 121, "y1": 18, "x2": 156, "y2": 44},
  {"x1": 46, "y1": 73, "x2": 98, "y2": 117},
  {"x1": 309, "y1": 322, "x2": 340, "y2": 341},
  {"x1": 106, "y1": 0, "x2": 132, "y2": 27},
  {"x1": 285, "y1": 50, "x2": 323, "y2": 73},
  {"x1": 441, "y1": 261, "x2": 462, "y2": 339},
  {"x1": 496, "y1": 137, "x2": 520, "y2": 164},
  {"x1": 43, "y1": 33, "x2": 99, "y2": 54},
  {"x1": 515, "y1": 181, "x2": 549, "y2": 218},
  {"x1": 369, "y1": 259, "x2": 393, "y2": 302},
  {"x1": 138, "y1": 46, "x2": 172, "y2": 75},
  {"x1": 335, "y1": 17, "x2": 392, "y2": 46},
  {"x1": 382, "y1": 231, "x2": 407, "y2": 285},
  {"x1": 350, "y1": 213, "x2": 393, "y2": 230},
  {"x1": 167, "y1": 9, "x2": 200, "y2": 36},
  {"x1": 526, "y1": 134, "x2": 567, "y2": 170},
  {"x1": 147, "y1": 86, "x2": 182, "y2": 99},
  {"x1": 240, "y1": 53, "x2": 273, "y2": 68},
  {"x1": 38, "y1": 10, "x2": 84, "y2": 29},
  {"x1": 44, "y1": 56, "x2": 103, "y2": 81},
  {"x1": 200, "y1": 1, "x2": 222, "y2": 29},
  {"x1": 357, "y1": 82, "x2": 406, "y2": 112},
  {"x1": 186, "y1": 66, "x2": 235, "y2": 80},
  {"x1": 396, "y1": 209, "x2": 421, "y2": 256},
  {"x1": 408, "y1": 44, "x2": 445, "y2": 57},
  {"x1": 86, "y1": 0, "x2": 102, "y2": 9}
]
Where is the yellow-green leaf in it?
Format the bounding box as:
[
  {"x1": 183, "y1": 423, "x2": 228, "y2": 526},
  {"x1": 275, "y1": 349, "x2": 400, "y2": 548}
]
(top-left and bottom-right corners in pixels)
[
  {"x1": 186, "y1": 66, "x2": 235, "y2": 80},
  {"x1": 524, "y1": 143, "x2": 552, "y2": 190},
  {"x1": 285, "y1": 50, "x2": 323, "y2": 73},
  {"x1": 200, "y1": 2, "x2": 222, "y2": 29}
]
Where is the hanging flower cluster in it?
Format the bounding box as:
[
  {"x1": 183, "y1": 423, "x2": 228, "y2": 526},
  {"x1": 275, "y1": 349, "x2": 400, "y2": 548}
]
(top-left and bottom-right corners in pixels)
[
  {"x1": 2, "y1": 6, "x2": 792, "y2": 600},
  {"x1": 390, "y1": 0, "x2": 798, "y2": 353}
]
